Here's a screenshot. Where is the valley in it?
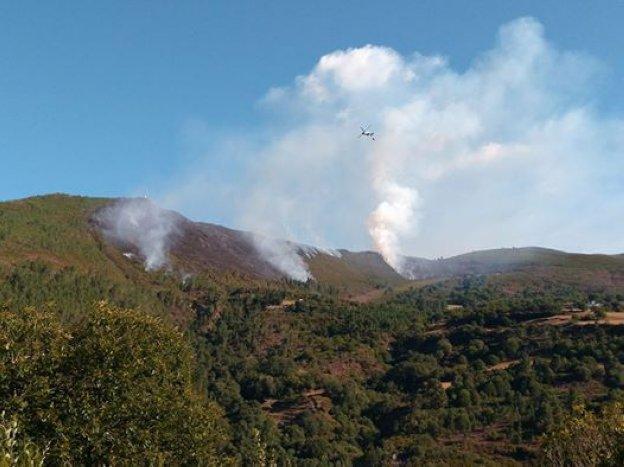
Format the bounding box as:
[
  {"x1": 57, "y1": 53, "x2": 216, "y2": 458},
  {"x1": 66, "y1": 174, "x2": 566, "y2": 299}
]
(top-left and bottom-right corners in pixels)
[{"x1": 1, "y1": 194, "x2": 624, "y2": 464}]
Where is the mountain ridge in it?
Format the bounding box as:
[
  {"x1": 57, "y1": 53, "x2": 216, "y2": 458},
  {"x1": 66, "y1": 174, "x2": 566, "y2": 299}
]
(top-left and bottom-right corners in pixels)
[{"x1": 3, "y1": 193, "x2": 624, "y2": 292}]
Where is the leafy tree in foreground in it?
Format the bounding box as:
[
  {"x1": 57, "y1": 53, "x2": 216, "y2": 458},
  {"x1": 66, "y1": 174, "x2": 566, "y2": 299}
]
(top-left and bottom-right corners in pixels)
[
  {"x1": 541, "y1": 402, "x2": 624, "y2": 466},
  {"x1": 0, "y1": 302, "x2": 230, "y2": 464},
  {"x1": 0, "y1": 412, "x2": 48, "y2": 467}
]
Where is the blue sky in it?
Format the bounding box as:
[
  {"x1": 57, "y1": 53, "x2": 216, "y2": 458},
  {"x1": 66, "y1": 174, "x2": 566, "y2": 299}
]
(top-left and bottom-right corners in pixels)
[
  {"x1": 1, "y1": 1, "x2": 622, "y2": 201},
  {"x1": 2, "y1": 2, "x2": 624, "y2": 257}
]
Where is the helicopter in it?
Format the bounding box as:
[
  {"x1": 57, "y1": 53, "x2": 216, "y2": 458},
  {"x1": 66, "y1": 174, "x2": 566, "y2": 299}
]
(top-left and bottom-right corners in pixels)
[{"x1": 359, "y1": 125, "x2": 375, "y2": 141}]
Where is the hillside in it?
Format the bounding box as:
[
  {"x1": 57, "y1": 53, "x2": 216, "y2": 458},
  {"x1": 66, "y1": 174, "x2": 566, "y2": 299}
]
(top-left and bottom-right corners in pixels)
[
  {"x1": 0, "y1": 194, "x2": 118, "y2": 276},
  {"x1": 403, "y1": 247, "x2": 624, "y2": 292},
  {"x1": 3, "y1": 194, "x2": 624, "y2": 296},
  {"x1": 0, "y1": 194, "x2": 405, "y2": 295},
  {"x1": 3, "y1": 193, "x2": 624, "y2": 464}
]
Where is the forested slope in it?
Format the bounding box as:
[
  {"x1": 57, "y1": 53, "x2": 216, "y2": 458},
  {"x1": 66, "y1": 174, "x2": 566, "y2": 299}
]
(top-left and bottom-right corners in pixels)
[{"x1": 2, "y1": 194, "x2": 624, "y2": 464}]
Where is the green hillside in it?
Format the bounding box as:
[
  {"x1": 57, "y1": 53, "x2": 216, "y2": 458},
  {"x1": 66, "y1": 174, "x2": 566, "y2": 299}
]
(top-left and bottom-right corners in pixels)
[
  {"x1": 2, "y1": 193, "x2": 624, "y2": 464},
  {"x1": 0, "y1": 194, "x2": 405, "y2": 293},
  {"x1": 405, "y1": 247, "x2": 624, "y2": 293},
  {"x1": 0, "y1": 194, "x2": 113, "y2": 274},
  {"x1": 307, "y1": 249, "x2": 407, "y2": 293},
  {"x1": 450, "y1": 246, "x2": 624, "y2": 271},
  {"x1": 3, "y1": 194, "x2": 624, "y2": 295}
]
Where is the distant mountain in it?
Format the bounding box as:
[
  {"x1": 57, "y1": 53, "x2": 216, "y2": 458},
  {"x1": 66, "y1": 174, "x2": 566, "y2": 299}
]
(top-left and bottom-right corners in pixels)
[
  {"x1": 403, "y1": 247, "x2": 624, "y2": 291},
  {"x1": 403, "y1": 247, "x2": 568, "y2": 279},
  {"x1": 2, "y1": 194, "x2": 624, "y2": 293}
]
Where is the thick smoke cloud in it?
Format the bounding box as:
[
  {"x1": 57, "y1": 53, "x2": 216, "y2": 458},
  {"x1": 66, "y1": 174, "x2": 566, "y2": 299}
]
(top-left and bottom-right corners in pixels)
[
  {"x1": 97, "y1": 198, "x2": 179, "y2": 271},
  {"x1": 163, "y1": 17, "x2": 624, "y2": 275},
  {"x1": 251, "y1": 234, "x2": 312, "y2": 281},
  {"x1": 367, "y1": 181, "x2": 419, "y2": 271}
]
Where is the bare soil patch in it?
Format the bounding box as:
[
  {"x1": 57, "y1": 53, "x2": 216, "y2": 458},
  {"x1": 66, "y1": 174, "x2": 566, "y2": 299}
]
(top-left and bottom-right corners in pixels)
[
  {"x1": 527, "y1": 311, "x2": 624, "y2": 327},
  {"x1": 486, "y1": 360, "x2": 520, "y2": 372},
  {"x1": 261, "y1": 389, "x2": 331, "y2": 426}
]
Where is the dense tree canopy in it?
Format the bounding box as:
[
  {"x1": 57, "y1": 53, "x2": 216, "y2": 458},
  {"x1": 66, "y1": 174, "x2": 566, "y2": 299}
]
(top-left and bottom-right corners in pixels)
[
  {"x1": 2, "y1": 262, "x2": 624, "y2": 464},
  {"x1": 0, "y1": 302, "x2": 230, "y2": 464}
]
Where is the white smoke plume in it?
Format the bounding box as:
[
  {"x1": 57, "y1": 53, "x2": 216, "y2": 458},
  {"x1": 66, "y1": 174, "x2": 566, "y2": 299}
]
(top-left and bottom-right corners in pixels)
[
  {"x1": 367, "y1": 180, "x2": 419, "y2": 271},
  {"x1": 162, "y1": 17, "x2": 624, "y2": 274},
  {"x1": 96, "y1": 198, "x2": 179, "y2": 271},
  {"x1": 251, "y1": 234, "x2": 312, "y2": 281}
]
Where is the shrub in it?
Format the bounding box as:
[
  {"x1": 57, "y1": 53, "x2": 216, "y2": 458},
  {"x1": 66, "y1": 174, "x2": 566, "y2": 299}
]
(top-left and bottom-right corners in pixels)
[
  {"x1": 0, "y1": 302, "x2": 230, "y2": 464},
  {"x1": 541, "y1": 402, "x2": 624, "y2": 466}
]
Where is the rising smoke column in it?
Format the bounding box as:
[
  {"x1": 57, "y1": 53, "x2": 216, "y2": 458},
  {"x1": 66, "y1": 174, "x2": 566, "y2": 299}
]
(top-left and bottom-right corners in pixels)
[
  {"x1": 163, "y1": 17, "x2": 624, "y2": 272},
  {"x1": 251, "y1": 234, "x2": 312, "y2": 281},
  {"x1": 251, "y1": 17, "x2": 617, "y2": 271},
  {"x1": 96, "y1": 198, "x2": 179, "y2": 270},
  {"x1": 367, "y1": 179, "x2": 419, "y2": 272},
  {"x1": 247, "y1": 43, "x2": 435, "y2": 274}
]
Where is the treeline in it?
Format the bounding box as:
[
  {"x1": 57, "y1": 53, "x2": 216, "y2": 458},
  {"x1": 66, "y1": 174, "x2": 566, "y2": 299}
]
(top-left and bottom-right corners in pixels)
[
  {"x1": 3, "y1": 265, "x2": 624, "y2": 464},
  {"x1": 188, "y1": 276, "x2": 624, "y2": 463}
]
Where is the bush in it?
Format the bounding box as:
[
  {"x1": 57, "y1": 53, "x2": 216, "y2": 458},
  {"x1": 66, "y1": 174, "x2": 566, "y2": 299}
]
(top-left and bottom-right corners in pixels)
[
  {"x1": 0, "y1": 302, "x2": 230, "y2": 464},
  {"x1": 541, "y1": 402, "x2": 624, "y2": 466},
  {"x1": 0, "y1": 412, "x2": 48, "y2": 467}
]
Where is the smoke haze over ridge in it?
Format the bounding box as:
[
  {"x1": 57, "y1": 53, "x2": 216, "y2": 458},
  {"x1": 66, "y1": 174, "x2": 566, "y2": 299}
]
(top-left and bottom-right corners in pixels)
[
  {"x1": 159, "y1": 17, "x2": 624, "y2": 277},
  {"x1": 97, "y1": 198, "x2": 179, "y2": 271}
]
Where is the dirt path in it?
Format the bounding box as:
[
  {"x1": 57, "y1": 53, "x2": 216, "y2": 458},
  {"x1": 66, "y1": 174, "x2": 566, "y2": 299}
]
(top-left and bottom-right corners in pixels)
[{"x1": 526, "y1": 311, "x2": 624, "y2": 327}]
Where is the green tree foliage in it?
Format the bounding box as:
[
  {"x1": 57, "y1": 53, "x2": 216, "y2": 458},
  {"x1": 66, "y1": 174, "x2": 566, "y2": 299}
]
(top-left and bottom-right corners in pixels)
[
  {"x1": 5, "y1": 252, "x2": 624, "y2": 463},
  {"x1": 0, "y1": 412, "x2": 48, "y2": 467},
  {"x1": 0, "y1": 303, "x2": 230, "y2": 464},
  {"x1": 542, "y1": 402, "x2": 624, "y2": 466}
]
